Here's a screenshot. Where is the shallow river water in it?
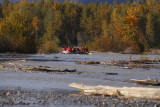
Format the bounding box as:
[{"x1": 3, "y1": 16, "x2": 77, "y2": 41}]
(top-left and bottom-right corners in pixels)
[{"x1": 0, "y1": 52, "x2": 160, "y2": 107}]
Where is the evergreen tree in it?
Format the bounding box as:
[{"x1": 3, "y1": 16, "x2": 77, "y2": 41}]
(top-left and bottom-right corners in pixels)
[
  {"x1": 128, "y1": 0, "x2": 134, "y2": 3},
  {"x1": 2, "y1": 0, "x2": 9, "y2": 9},
  {"x1": 146, "y1": 13, "x2": 155, "y2": 47},
  {"x1": 0, "y1": 5, "x2": 3, "y2": 18},
  {"x1": 113, "y1": 0, "x2": 118, "y2": 6}
]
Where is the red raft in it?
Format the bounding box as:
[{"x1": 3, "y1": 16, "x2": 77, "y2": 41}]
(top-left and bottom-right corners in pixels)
[{"x1": 62, "y1": 51, "x2": 91, "y2": 55}]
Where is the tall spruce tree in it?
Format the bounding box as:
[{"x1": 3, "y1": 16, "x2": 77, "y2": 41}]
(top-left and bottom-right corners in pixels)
[
  {"x1": 0, "y1": 5, "x2": 3, "y2": 18},
  {"x1": 2, "y1": 0, "x2": 9, "y2": 9}
]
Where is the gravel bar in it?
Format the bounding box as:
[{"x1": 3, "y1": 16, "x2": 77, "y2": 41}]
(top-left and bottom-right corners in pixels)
[{"x1": 0, "y1": 88, "x2": 160, "y2": 107}]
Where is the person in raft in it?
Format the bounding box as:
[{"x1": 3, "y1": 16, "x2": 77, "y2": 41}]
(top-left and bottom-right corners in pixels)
[
  {"x1": 67, "y1": 46, "x2": 72, "y2": 52},
  {"x1": 63, "y1": 46, "x2": 67, "y2": 51}
]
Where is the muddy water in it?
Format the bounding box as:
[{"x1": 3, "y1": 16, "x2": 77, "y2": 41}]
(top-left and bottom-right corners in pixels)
[{"x1": 0, "y1": 53, "x2": 160, "y2": 107}]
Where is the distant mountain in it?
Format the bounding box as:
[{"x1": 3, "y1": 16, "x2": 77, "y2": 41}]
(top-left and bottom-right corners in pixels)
[{"x1": 0, "y1": 0, "x2": 131, "y2": 4}]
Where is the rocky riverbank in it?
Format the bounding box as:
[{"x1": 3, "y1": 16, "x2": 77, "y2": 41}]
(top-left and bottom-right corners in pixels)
[{"x1": 0, "y1": 88, "x2": 160, "y2": 107}]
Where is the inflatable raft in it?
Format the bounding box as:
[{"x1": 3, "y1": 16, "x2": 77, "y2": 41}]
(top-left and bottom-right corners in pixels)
[{"x1": 62, "y1": 51, "x2": 91, "y2": 55}]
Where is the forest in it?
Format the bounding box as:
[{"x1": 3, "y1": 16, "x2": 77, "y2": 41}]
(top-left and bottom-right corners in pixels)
[{"x1": 0, "y1": 0, "x2": 160, "y2": 53}]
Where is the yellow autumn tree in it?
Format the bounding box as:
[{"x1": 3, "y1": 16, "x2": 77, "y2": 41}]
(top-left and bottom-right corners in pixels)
[{"x1": 122, "y1": 7, "x2": 146, "y2": 53}]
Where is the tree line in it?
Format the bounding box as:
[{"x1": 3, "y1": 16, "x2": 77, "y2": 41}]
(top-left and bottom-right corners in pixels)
[{"x1": 0, "y1": 0, "x2": 160, "y2": 53}]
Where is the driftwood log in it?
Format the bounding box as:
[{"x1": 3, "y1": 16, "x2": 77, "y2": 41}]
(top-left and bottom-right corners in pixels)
[
  {"x1": 20, "y1": 67, "x2": 76, "y2": 73},
  {"x1": 129, "y1": 79, "x2": 160, "y2": 86},
  {"x1": 69, "y1": 83, "x2": 160, "y2": 99}
]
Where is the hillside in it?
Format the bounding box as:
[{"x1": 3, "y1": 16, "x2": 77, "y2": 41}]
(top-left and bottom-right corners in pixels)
[{"x1": 1, "y1": 0, "x2": 129, "y2": 4}]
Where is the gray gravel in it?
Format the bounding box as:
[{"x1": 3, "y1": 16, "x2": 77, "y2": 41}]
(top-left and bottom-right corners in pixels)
[{"x1": 0, "y1": 88, "x2": 160, "y2": 107}]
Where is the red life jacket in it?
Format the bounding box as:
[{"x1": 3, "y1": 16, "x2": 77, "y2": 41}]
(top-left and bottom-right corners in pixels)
[{"x1": 68, "y1": 47, "x2": 72, "y2": 52}]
